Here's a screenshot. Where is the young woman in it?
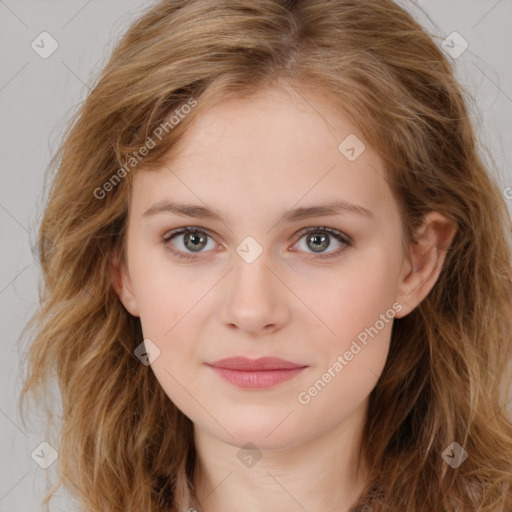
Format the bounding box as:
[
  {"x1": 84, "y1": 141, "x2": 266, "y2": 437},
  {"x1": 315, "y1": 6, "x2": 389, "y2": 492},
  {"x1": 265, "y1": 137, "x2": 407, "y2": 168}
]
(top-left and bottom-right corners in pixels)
[{"x1": 18, "y1": 0, "x2": 512, "y2": 511}]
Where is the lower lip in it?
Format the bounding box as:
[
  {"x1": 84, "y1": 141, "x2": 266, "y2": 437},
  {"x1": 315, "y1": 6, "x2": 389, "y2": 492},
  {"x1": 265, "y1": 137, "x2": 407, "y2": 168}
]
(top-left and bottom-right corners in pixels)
[{"x1": 208, "y1": 366, "x2": 307, "y2": 389}]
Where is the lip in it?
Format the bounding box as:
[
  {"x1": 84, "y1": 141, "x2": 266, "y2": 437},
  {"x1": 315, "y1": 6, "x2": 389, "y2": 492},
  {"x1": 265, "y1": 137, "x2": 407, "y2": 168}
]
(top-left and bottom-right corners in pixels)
[
  {"x1": 206, "y1": 357, "x2": 308, "y2": 389},
  {"x1": 208, "y1": 356, "x2": 306, "y2": 371}
]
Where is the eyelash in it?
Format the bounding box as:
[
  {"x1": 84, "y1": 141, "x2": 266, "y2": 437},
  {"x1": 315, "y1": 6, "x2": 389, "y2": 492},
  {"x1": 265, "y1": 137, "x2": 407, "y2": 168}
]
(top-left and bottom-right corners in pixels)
[{"x1": 161, "y1": 226, "x2": 352, "y2": 261}]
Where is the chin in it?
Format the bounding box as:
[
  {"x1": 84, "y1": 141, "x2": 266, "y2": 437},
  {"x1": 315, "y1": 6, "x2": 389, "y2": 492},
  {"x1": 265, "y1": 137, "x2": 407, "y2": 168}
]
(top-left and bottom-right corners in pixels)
[{"x1": 206, "y1": 418, "x2": 307, "y2": 452}]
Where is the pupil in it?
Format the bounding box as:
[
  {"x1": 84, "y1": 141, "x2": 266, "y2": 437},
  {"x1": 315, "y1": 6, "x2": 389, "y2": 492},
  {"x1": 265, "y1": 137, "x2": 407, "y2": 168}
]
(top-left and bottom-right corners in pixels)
[
  {"x1": 185, "y1": 232, "x2": 206, "y2": 251},
  {"x1": 309, "y1": 233, "x2": 329, "y2": 252}
]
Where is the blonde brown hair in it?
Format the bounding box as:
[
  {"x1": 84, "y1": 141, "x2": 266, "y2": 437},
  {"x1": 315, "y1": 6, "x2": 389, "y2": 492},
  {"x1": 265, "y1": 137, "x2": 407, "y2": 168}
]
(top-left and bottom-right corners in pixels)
[{"x1": 18, "y1": 0, "x2": 512, "y2": 510}]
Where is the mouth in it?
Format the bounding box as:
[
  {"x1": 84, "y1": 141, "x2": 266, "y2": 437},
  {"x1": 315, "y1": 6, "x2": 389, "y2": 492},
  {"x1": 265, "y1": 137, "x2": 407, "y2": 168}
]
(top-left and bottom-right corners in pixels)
[{"x1": 206, "y1": 356, "x2": 308, "y2": 389}]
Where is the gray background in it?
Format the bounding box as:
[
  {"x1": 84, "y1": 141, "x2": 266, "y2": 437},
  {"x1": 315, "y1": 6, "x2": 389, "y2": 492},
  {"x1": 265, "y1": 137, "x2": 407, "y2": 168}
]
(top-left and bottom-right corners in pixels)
[{"x1": 1, "y1": 0, "x2": 511, "y2": 510}]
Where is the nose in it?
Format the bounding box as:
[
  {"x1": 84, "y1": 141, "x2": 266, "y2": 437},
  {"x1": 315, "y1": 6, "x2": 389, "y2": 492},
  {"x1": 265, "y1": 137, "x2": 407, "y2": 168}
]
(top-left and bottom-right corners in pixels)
[{"x1": 218, "y1": 249, "x2": 290, "y2": 336}]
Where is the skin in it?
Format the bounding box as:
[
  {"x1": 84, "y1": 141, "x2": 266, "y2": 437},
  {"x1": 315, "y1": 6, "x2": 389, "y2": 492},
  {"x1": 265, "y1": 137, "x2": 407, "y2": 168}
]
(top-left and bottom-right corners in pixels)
[{"x1": 112, "y1": 83, "x2": 456, "y2": 512}]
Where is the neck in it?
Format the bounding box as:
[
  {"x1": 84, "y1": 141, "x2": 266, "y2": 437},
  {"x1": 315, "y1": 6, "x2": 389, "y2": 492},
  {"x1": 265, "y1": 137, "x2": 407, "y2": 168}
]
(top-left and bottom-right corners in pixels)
[{"x1": 191, "y1": 400, "x2": 370, "y2": 512}]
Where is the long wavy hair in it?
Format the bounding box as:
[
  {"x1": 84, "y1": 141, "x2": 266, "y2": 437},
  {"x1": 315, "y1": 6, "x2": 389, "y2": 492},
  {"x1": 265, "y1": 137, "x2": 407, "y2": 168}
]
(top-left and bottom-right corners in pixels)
[{"x1": 18, "y1": 0, "x2": 512, "y2": 510}]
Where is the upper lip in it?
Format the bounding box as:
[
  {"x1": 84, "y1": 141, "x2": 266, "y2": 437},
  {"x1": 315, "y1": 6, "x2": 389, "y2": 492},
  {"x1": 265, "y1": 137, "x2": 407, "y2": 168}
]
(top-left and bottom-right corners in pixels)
[{"x1": 207, "y1": 356, "x2": 307, "y2": 371}]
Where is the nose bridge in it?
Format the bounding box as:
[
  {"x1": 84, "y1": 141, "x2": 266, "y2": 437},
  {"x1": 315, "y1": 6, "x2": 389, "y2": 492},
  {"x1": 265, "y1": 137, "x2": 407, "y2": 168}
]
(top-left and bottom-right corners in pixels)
[
  {"x1": 234, "y1": 246, "x2": 272, "y2": 292},
  {"x1": 220, "y1": 239, "x2": 288, "y2": 333}
]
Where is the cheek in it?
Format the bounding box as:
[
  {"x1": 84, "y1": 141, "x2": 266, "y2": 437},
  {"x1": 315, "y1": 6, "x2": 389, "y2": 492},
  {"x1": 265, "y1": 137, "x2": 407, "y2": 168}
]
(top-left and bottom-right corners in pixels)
[
  {"x1": 312, "y1": 250, "x2": 399, "y2": 338},
  {"x1": 296, "y1": 277, "x2": 395, "y2": 422},
  {"x1": 299, "y1": 248, "x2": 397, "y2": 396},
  {"x1": 132, "y1": 268, "x2": 202, "y2": 408},
  {"x1": 129, "y1": 257, "x2": 216, "y2": 386},
  {"x1": 128, "y1": 245, "x2": 199, "y2": 334}
]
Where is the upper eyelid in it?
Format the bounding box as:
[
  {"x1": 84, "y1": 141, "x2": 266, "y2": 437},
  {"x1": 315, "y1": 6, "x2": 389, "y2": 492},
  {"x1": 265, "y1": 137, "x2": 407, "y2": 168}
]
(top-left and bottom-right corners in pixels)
[{"x1": 295, "y1": 225, "x2": 352, "y2": 242}]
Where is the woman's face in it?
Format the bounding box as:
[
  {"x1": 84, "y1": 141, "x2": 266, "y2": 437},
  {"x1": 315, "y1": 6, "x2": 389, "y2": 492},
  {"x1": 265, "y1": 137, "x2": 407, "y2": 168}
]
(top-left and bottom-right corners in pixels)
[{"x1": 114, "y1": 84, "x2": 412, "y2": 450}]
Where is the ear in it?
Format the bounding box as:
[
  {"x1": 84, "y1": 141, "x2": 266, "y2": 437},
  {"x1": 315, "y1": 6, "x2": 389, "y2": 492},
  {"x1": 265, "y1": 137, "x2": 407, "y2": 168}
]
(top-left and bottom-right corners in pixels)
[
  {"x1": 110, "y1": 250, "x2": 140, "y2": 317},
  {"x1": 395, "y1": 211, "x2": 457, "y2": 319}
]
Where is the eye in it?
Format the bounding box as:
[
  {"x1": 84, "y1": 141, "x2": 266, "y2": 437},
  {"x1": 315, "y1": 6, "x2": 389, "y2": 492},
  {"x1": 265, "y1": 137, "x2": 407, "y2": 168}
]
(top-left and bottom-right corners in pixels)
[
  {"x1": 162, "y1": 227, "x2": 216, "y2": 260},
  {"x1": 162, "y1": 226, "x2": 352, "y2": 261},
  {"x1": 292, "y1": 226, "x2": 352, "y2": 259}
]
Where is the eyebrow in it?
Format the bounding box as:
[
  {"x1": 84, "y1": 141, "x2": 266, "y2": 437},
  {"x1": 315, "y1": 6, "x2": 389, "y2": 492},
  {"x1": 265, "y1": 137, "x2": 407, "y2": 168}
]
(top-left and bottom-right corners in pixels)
[{"x1": 143, "y1": 199, "x2": 374, "y2": 223}]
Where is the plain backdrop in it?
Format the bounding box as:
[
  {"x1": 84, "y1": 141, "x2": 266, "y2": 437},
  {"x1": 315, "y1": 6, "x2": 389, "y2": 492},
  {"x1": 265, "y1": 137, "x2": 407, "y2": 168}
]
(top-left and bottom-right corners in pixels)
[{"x1": 1, "y1": 0, "x2": 511, "y2": 510}]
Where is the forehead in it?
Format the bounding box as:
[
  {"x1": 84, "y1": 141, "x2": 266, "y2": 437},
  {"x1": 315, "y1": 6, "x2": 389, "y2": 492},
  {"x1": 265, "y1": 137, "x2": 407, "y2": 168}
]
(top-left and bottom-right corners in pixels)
[{"x1": 130, "y1": 85, "x2": 396, "y2": 225}]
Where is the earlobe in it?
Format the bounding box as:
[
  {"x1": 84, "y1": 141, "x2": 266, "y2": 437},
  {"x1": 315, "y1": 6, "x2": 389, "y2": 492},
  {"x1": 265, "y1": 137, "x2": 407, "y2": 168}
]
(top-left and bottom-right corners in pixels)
[
  {"x1": 110, "y1": 250, "x2": 140, "y2": 317},
  {"x1": 395, "y1": 212, "x2": 457, "y2": 318}
]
